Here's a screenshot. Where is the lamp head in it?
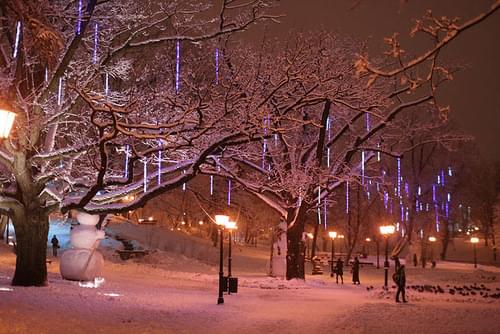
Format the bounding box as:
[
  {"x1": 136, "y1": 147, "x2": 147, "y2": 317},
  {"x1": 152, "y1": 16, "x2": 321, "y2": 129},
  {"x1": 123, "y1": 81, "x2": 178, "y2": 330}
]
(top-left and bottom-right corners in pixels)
[
  {"x1": 328, "y1": 231, "x2": 337, "y2": 239},
  {"x1": 215, "y1": 215, "x2": 229, "y2": 226},
  {"x1": 379, "y1": 225, "x2": 395, "y2": 235}
]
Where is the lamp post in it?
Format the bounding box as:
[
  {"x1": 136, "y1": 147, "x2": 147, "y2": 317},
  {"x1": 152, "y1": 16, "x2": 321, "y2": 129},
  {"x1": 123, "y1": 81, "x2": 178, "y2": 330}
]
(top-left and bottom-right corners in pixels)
[
  {"x1": 225, "y1": 221, "x2": 237, "y2": 286},
  {"x1": 364, "y1": 237, "x2": 371, "y2": 257},
  {"x1": 328, "y1": 231, "x2": 337, "y2": 277},
  {"x1": 215, "y1": 215, "x2": 229, "y2": 304},
  {"x1": 470, "y1": 237, "x2": 479, "y2": 268},
  {"x1": 306, "y1": 232, "x2": 313, "y2": 259},
  {"x1": 379, "y1": 225, "x2": 395, "y2": 289},
  {"x1": 428, "y1": 236, "x2": 436, "y2": 262}
]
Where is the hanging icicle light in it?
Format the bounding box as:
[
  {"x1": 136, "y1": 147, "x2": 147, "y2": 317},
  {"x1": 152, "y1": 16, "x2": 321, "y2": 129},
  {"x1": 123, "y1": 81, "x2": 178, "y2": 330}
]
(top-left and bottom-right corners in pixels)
[
  {"x1": 441, "y1": 170, "x2": 445, "y2": 186},
  {"x1": 435, "y1": 204, "x2": 440, "y2": 232},
  {"x1": 437, "y1": 174, "x2": 441, "y2": 185},
  {"x1": 361, "y1": 151, "x2": 365, "y2": 184},
  {"x1": 326, "y1": 117, "x2": 331, "y2": 167},
  {"x1": 448, "y1": 166, "x2": 453, "y2": 177},
  {"x1": 418, "y1": 186, "x2": 422, "y2": 196},
  {"x1": 124, "y1": 145, "x2": 130, "y2": 178},
  {"x1": 44, "y1": 67, "x2": 49, "y2": 83},
  {"x1": 215, "y1": 47, "x2": 219, "y2": 84},
  {"x1": 397, "y1": 157, "x2": 401, "y2": 198},
  {"x1": 365, "y1": 113, "x2": 370, "y2": 132},
  {"x1": 445, "y1": 202, "x2": 449, "y2": 219},
  {"x1": 105, "y1": 73, "x2": 110, "y2": 96},
  {"x1": 227, "y1": 179, "x2": 231, "y2": 206},
  {"x1": 447, "y1": 193, "x2": 451, "y2": 202},
  {"x1": 93, "y1": 22, "x2": 99, "y2": 64},
  {"x1": 323, "y1": 198, "x2": 328, "y2": 230},
  {"x1": 13, "y1": 21, "x2": 21, "y2": 58},
  {"x1": 182, "y1": 170, "x2": 186, "y2": 191},
  {"x1": 432, "y1": 184, "x2": 436, "y2": 203},
  {"x1": 175, "y1": 40, "x2": 180, "y2": 93},
  {"x1": 210, "y1": 175, "x2": 214, "y2": 195},
  {"x1": 157, "y1": 140, "x2": 162, "y2": 186},
  {"x1": 57, "y1": 77, "x2": 63, "y2": 106},
  {"x1": 142, "y1": 158, "x2": 147, "y2": 193},
  {"x1": 76, "y1": 0, "x2": 83, "y2": 35},
  {"x1": 346, "y1": 181, "x2": 349, "y2": 214}
]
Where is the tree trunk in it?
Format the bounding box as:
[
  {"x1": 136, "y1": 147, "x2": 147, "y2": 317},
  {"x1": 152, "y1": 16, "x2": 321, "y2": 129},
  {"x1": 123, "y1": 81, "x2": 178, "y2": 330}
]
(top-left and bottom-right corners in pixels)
[
  {"x1": 310, "y1": 214, "x2": 320, "y2": 260},
  {"x1": 0, "y1": 215, "x2": 8, "y2": 240},
  {"x1": 286, "y1": 207, "x2": 307, "y2": 280},
  {"x1": 286, "y1": 224, "x2": 305, "y2": 280},
  {"x1": 12, "y1": 208, "x2": 49, "y2": 286},
  {"x1": 440, "y1": 220, "x2": 450, "y2": 260}
]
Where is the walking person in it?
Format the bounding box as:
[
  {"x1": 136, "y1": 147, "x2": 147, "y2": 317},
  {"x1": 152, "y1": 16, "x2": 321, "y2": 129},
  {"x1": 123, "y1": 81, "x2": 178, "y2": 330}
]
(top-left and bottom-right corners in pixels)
[
  {"x1": 51, "y1": 235, "x2": 60, "y2": 257},
  {"x1": 352, "y1": 256, "x2": 361, "y2": 285},
  {"x1": 395, "y1": 264, "x2": 407, "y2": 303},
  {"x1": 335, "y1": 258, "x2": 344, "y2": 284}
]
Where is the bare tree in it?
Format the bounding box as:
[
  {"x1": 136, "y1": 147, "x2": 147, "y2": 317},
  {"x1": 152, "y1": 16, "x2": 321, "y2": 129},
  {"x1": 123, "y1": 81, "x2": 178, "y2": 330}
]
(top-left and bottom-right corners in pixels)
[{"x1": 0, "y1": 0, "x2": 279, "y2": 286}]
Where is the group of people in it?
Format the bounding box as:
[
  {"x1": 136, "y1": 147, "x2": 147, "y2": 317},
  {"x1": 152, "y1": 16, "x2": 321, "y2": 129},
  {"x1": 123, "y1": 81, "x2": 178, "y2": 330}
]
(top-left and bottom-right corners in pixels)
[
  {"x1": 332, "y1": 256, "x2": 361, "y2": 285},
  {"x1": 332, "y1": 255, "x2": 407, "y2": 303}
]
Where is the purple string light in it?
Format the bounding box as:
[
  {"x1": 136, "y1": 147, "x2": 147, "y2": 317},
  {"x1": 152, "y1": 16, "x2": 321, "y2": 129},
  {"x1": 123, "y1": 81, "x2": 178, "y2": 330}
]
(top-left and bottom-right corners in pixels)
[
  {"x1": 215, "y1": 48, "x2": 219, "y2": 84},
  {"x1": 124, "y1": 145, "x2": 130, "y2": 178},
  {"x1": 361, "y1": 151, "x2": 365, "y2": 184},
  {"x1": 13, "y1": 21, "x2": 21, "y2": 58},
  {"x1": 323, "y1": 198, "x2": 328, "y2": 230},
  {"x1": 397, "y1": 157, "x2": 401, "y2": 198},
  {"x1": 93, "y1": 22, "x2": 99, "y2": 64},
  {"x1": 76, "y1": 0, "x2": 83, "y2": 35},
  {"x1": 210, "y1": 176, "x2": 214, "y2": 195},
  {"x1": 346, "y1": 182, "x2": 349, "y2": 214},
  {"x1": 143, "y1": 158, "x2": 147, "y2": 193},
  {"x1": 175, "y1": 40, "x2": 180, "y2": 93}
]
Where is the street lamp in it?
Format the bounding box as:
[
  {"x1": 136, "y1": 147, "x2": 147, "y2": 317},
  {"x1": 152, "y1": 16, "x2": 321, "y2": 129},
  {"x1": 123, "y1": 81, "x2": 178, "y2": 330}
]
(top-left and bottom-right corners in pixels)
[
  {"x1": 470, "y1": 237, "x2": 479, "y2": 268},
  {"x1": 0, "y1": 108, "x2": 16, "y2": 138},
  {"x1": 215, "y1": 215, "x2": 229, "y2": 304},
  {"x1": 328, "y1": 231, "x2": 337, "y2": 277},
  {"x1": 379, "y1": 225, "x2": 395, "y2": 289},
  {"x1": 306, "y1": 232, "x2": 314, "y2": 259},
  {"x1": 225, "y1": 221, "x2": 237, "y2": 295},
  {"x1": 428, "y1": 236, "x2": 436, "y2": 263}
]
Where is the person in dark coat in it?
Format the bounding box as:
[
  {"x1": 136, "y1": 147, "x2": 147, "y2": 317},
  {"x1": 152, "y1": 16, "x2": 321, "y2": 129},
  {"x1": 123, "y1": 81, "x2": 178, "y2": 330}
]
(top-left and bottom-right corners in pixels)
[
  {"x1": 395, "y1": 265, "x2": 407, "y2": 303},
  {"x1": 352, "y1": 256, "x2": 361, "y2": 284},
  {"x1": 335, "y1": 258, "x2": 344, "y2": 284},
  {"x1": 393, "y1": 256, "x2": 401, "y2": 272},
  {"x1": 51, "y1": 235, "x2": 60, "y2": 257}
]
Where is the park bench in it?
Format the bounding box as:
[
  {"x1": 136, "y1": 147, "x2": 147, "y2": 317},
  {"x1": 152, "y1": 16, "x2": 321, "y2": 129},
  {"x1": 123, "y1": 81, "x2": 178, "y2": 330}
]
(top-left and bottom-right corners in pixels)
[{"x1": 116, "y1": 249, "x2": 149, "y2": 260}]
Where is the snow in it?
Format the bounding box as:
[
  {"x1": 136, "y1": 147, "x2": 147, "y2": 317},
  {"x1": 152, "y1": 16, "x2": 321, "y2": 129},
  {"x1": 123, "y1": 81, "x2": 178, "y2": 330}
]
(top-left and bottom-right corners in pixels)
[{"x1": 1, "y1": 231, "x2": 499, "y2": 334}]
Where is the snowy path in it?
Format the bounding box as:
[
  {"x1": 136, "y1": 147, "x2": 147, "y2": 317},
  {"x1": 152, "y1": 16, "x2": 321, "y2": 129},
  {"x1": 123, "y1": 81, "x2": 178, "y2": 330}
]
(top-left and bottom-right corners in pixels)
[{"x1": 1, "y1": 245, "x2": 499, "y2": 334}]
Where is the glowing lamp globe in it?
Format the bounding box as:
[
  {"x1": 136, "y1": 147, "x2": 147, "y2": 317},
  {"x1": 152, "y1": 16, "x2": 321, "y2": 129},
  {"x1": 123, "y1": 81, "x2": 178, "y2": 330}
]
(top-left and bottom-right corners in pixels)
[
  {"x1": 215, "y1": 215, "x2": 229, "y2": 226},
  {"x1": 470, "y1": 237, "x2": 479, "y2": 244},
  {"x1": 428, "y1": 236, "x2": 437, "y2": 242},
  {"x1": 0, "y1": 109, "x2": 16, "y2": 138},
  {"x1": 225, "y1": 221, "x2": 237, "y2": 230},
  {"x1": 328, "y1": 231, "x2": 337, "y2": 239},
  {"x1": 379, "y1": 225, "x2": 395, "y2": 235}
]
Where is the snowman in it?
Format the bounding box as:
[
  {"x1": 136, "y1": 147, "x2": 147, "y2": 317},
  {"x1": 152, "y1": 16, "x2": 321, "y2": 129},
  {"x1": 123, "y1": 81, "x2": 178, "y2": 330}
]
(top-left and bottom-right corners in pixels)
[{"x1": 60, "y1": 211, "x2": 105, "y2": 281}]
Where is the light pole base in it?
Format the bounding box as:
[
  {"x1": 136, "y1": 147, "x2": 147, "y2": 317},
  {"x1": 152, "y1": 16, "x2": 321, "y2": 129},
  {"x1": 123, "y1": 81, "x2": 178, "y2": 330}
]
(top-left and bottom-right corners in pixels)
[{"x1": 217, "y1": 297, "x2": 224, "y2": 304}]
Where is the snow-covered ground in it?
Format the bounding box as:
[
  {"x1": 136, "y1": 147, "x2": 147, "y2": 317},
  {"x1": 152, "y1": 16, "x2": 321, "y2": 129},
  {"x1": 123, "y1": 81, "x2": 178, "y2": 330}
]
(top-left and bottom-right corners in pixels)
[{"x1": 0, "y1": 227, "x2": 499, "y2": 334}]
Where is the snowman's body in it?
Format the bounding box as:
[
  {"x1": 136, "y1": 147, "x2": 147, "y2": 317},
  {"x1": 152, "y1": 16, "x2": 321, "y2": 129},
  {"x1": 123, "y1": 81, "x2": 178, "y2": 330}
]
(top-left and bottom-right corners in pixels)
[{"x1": 60, "y1": 212, "x2": 105, "y2": 281}]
